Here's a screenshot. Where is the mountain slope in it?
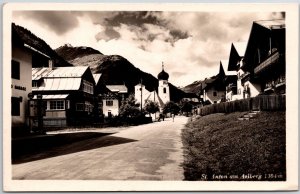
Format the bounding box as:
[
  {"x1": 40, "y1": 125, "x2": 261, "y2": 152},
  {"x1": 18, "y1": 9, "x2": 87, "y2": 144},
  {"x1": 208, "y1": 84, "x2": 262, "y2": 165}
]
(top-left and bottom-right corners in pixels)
[
  {"x1": 55, "y1": 45, "x2": 186, "y2": 102},
  {"x1": 12, "y1": 23, "x2": 72, "y2": 67},
  {"x1": 181, "y1": 80, "x2": 203, "y2": 94}
]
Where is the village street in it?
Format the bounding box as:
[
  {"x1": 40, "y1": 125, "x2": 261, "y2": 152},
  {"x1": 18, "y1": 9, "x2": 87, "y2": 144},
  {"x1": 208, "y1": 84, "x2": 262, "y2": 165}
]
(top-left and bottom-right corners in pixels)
[{"x1": 13, "y1": 116, "x2": 188, "y2": 180}]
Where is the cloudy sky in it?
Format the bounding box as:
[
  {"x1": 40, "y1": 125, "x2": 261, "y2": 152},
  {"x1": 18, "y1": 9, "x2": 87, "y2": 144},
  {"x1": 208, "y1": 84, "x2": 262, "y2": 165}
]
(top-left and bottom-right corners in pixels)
[{"x1": 12, "y1": 11, "x2": 284, "y2": 86}]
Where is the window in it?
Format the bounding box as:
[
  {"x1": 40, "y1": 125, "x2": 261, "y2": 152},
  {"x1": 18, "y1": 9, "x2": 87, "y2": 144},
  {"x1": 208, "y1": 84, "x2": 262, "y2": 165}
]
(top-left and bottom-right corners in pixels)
[
  {"x1": 82, "y1": 80, "x2": 94, "y2": 94},
  {"x1": 49, "y1": 100, "x2": 64, "y2": 110},
  {"x1": 11, "y1": 97, "x2": 21, "y2": 116},
  {"x1": 11, "y1": 60, "x2": 20, "y2": 80},
  {"x1": 66, "y1": 100, "x2": 70, "y2": 109},
  {"x1": 106, "y1": 100, "x2": 113, "y2": 106},
  {"x1": 32, "y1": 81, "x2": 38, "y2": 87},
  {"x1": 76, "y1": 103, "x2": 84, "y2": 111},
  {"x1": 163, "y1": 88, "x2": 166, "y2": 94},
  {"x1": 213, "y1": 91, "x2": 217, "y2": 96}
]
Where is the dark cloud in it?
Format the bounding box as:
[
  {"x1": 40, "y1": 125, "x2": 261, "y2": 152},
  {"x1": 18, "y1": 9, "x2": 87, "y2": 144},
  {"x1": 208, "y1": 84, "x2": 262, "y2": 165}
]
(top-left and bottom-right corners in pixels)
[
  {"x1": 85, "y1": 11, "x2": 190, "y2": 43},
  {"x1": 170, "y1": 29, "x2": 189, "y2": 40},
  {"x1": 13, "y1": 11, "x2": 80, "y2": 35},
  {"x1": 103, "y1": 11, "x2": 163, "y2": 27},
  {"x1": 14, "y1": 11, "x2": 191, "y2": 44},
  {"x1": 95, "y1": 27, "x2": 120, "y2": 41}
]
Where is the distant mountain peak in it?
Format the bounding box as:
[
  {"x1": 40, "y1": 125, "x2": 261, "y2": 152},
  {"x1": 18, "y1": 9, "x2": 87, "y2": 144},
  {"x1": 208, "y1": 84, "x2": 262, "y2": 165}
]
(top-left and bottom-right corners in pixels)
[
  {"x1": 55, "y1": 45, "x2": 103, "y2": 62},
  {"x1": 65, "y1": 43, "x2": 73, "y2": 47}
]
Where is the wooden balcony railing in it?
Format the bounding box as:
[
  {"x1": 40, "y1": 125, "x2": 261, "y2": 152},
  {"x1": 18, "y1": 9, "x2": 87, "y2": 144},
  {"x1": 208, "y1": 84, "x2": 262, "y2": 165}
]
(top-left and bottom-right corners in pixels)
[{"x1": 254, "y1": 51, "x2": 280, "y2": 75}]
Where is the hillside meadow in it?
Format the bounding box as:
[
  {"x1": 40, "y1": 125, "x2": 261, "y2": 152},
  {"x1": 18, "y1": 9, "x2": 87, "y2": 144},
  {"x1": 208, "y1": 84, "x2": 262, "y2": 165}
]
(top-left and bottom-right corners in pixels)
[{"x1": 182, "y1": 111, "x2": 286, "y2": 181}]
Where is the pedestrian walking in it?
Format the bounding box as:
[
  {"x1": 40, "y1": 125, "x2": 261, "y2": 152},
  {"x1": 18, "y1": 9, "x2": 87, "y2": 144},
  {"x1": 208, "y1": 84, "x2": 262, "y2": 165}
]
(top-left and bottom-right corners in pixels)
[
  {"x1": 172, "y1": 113, "x2": 175, "y2": 122},
  {"x1": 158, "y1": 113, "x2": 162, "y2": 121}
]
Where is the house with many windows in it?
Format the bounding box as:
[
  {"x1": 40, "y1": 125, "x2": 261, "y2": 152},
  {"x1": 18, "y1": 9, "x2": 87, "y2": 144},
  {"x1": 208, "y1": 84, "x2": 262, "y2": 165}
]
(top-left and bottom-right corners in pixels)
[
  {"x1": 225, "y1": 42, "x2": 247, "y2": 101},
  {"x1": 31, "y1": 66, "x2": 96, "y2": 127},
  {"x1": 241, "y1": 19, "x2": 285, "y2": 97},
  {"x1": 11, "y1": 23, "x2": 53, "y2": 135},
  {"x1": 201, "y1": 62, "x2": 226, "y2": 104},
  {"x1": 102, "y1": 85, "x2": 128, "y2": 117}
]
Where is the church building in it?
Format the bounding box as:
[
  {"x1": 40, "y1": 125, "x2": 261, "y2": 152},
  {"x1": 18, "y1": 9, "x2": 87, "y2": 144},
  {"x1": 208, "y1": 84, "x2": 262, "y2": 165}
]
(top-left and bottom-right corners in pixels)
[{"x1": 135, "y1": 64, "x2": 170, "y2": 112}]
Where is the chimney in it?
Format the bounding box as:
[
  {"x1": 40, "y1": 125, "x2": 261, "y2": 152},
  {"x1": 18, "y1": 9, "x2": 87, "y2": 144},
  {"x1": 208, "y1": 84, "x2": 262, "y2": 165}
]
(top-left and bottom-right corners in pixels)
[{"x1": 49, "y1": 59, "x2": 54, "y2": 69}]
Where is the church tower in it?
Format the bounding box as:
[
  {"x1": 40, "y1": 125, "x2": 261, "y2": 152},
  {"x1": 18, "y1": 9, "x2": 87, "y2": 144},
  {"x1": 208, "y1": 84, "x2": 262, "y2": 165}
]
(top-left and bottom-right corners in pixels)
[{"x1": 157, "y1": 63, "x2": 170, "y2": 104}]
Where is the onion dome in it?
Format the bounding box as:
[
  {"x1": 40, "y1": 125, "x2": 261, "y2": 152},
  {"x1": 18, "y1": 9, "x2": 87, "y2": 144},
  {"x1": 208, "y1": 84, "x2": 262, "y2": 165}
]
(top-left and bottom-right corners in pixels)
[{"x1": 157, "y1": 64, "x2": 169, "y2": 80}]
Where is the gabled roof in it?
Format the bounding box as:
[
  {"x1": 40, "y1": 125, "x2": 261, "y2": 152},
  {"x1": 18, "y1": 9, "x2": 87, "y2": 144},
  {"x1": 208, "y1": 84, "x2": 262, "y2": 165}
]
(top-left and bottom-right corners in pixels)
[
  {"x1": 228, "y1": 43, "x2": 247, "y2": 71},
  {"x1": 201, "y1": 63, "x2": 226, "y2": 91},
  {"x1": 32, "y1": 66, "x2": 94, "y2": 91},
  {"x1": 32, "y1": 66, "x2": 89, "y2": 80},
  {"x1": 243, "y1": 19, "x2": 285, "y2": 70},
  {"x1": 106, "y1": 85, "x2": 128, "y2": 93},
  {"x1": 33, "y1": 78, "x2": 82, "y2": 91},
  {"x1": 255, "y1": 19, "x2": 285, "y2": 30},
  {"x1": 201, "y1": 76, "x2": 217, "y2": 90}
]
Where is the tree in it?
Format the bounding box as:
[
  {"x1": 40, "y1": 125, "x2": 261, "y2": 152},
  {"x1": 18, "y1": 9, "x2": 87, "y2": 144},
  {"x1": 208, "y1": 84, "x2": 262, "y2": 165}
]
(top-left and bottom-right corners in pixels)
[
  {"x1": 119, "y1": 94, "x2": 141, "y2": 118},
  {"x1": 181, "y1": 100, "x2": 193, "y2": 116},
  {"x1": 163, "y1": 101, "x2": 180, "y2": 115},
  {"x1": 144, "y1": 100, "x2": 160, "y2": 116}
]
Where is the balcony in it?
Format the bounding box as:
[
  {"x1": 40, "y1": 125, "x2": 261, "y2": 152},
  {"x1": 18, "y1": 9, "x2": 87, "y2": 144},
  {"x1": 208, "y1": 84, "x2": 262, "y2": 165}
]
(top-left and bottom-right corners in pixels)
[
  {"x1": 263, "y1": 75, "x2": 285, "y2": 93},
  {"x1": 226, "y1": 83, "x2": 237, "y2": 93},
  {"x1": 254, "y1": 51, "x2": 280, "y2": 75},
  {"x1": 240, "y1": 72, "x2": 251, "y2": 84},
  {"x1": 275, "y1": 75, "x2": 286, "y2": 88}
]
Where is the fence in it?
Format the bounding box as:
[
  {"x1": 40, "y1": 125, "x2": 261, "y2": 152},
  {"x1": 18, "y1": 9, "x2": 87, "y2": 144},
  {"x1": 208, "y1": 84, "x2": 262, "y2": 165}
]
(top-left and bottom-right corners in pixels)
[{"x1": 199, "y1": 95, "x2": 286, "y2": 116}]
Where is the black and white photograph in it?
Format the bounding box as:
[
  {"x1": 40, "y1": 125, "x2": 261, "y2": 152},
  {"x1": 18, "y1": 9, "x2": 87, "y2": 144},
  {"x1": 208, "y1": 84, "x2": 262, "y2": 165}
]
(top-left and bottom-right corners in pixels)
[{"x1": 3, "y1": 3, "x2": 298, "y2": 191}]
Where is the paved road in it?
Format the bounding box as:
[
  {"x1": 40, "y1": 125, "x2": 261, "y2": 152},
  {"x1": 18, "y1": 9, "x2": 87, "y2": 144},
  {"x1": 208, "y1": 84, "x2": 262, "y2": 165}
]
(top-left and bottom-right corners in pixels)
[{"x1": 13, "y1": 116, "x2": 188, "y2": 180}]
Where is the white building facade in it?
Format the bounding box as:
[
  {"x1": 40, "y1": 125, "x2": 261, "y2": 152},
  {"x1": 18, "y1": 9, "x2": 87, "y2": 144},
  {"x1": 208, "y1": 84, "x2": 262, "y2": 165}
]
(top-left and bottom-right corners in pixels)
[{"x1": 11, "y1": 43, "x2": 33, "y2": 129}]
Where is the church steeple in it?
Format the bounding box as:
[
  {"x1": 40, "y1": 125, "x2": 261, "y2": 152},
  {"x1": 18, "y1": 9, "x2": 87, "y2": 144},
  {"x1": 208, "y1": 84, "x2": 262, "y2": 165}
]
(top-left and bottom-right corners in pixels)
[
  {"x1": 158, "y1": 62, "x2": 170, "y2": 104},
  {"x1": 157, "y1": 62, "x2": 169, "y2": 80}
]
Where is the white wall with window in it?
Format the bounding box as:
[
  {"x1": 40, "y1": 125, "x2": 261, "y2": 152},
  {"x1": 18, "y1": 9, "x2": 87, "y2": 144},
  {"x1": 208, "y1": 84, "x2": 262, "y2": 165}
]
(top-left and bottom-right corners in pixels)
[
  {"x1": 243, "y1": 81, "x2": 261, "y2": 98},
  {"x1": 11, "y1": 46, "x2": 33, "y2": 128},
  {"x1": 236, "y1": 68, "x2": 245, "y2": 100},
  {"x1": 204, "y1": 87, "x2": 226, "y2": 104},
  {"x1": 102, "y1": 99, "x2": 119, "y2": 117}
]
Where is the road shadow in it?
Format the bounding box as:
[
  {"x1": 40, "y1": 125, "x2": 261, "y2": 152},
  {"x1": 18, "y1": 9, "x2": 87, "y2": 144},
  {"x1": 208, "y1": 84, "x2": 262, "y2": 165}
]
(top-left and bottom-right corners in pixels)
[{"x1": 12, "y1": 132, "x2": 137, "y2": 164}]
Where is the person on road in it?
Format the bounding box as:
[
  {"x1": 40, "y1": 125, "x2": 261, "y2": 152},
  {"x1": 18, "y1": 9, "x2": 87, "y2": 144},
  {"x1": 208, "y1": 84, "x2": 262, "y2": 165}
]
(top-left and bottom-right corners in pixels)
[
  {"x1": 158, "y1": 113, "x2": 162, "y2": 121},
  {"x1": 172, "y1": 113, "x2": 175, "y2": 122}
]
